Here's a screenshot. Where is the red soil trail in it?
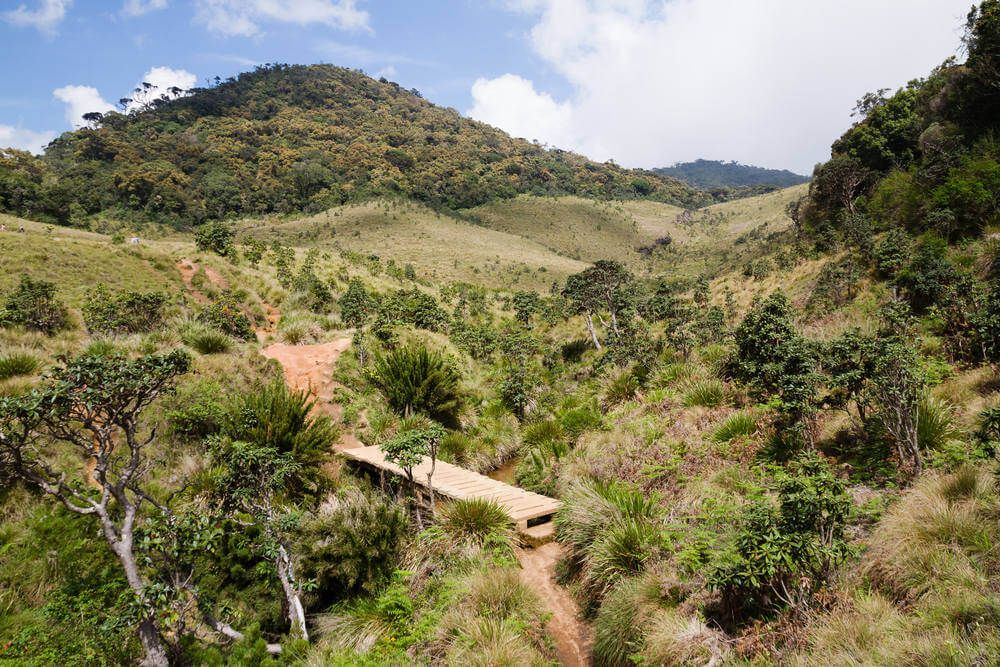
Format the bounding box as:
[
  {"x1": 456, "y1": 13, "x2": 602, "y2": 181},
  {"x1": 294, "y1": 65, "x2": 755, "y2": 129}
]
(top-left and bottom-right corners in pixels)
[
  {"x1": 517, "y1": 542, "x2": 593, "y2": 666},
  {"x1": 260, "y1": 339, "x2": 363, "y2": 450}
]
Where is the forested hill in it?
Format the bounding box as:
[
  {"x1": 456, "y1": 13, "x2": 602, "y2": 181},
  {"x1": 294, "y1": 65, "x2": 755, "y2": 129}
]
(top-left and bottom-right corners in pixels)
[
  {"x1": 654, "y1": 159, "x2": 809, "y2": 189},
  {"x1": 0, "y1": 64, "x2": 709, "y2": 228}
]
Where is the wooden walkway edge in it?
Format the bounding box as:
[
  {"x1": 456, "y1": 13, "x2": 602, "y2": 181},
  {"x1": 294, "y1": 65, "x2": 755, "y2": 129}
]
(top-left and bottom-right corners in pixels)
[{"x1": 341, "y1": 445, "x2": 561, "y2": 532}]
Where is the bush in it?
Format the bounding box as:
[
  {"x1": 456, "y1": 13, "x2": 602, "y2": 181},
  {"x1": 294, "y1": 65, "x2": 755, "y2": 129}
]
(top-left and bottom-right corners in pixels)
[
  {"x1": 0, "y1": 350, "x2": 40, "y2": 380},
  {"x1": 166, "y1": 378, "x2": 226, "y2": 438},
  {"x1": 368, "y1": 345, "x2": 463, "y2": 428},
  {"x1": 223, "y1": 380, "x2": 336, "y2": 496},
  {"x1": 0, "y1": 274, "x2": 69, "y2": 335},
  {"x1": 197, "y1": 292, "x2": 255, "y2": 341},
  {"x1": 297, "y1": 489, "x2": 407, "y2": 608},
  {"x1": 82, "y1": 285, "x2": 167, "y2": 335},
  {"x1": 975, "y1": 405, "x2": 1000, "y2": 450},
  {"x1": 439, "y1": 498, "x2": 516, "y2": 555},
  {"x1": 194, "y1": 220, "x2": 235, "y2": 256},
  {"x1": 896, "y1": 234, "x2": 957, "y2": 312},
  {"x1": 682, "y1": 379, "x2": 727, "y2": 408}
]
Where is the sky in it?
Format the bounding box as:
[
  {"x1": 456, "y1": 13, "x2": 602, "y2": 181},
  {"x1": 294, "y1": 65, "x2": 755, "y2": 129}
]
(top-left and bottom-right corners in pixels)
[{"x1": 0, "y1": 0, "x2": 974, "y2": 174}]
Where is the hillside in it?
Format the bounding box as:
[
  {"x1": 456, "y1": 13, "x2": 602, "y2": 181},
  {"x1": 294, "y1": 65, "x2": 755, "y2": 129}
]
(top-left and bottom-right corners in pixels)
[
  {"x1": 0, "y1": 64, "x2": 709, "y2": 229},
  {"x1": 655, "y1": 158, "x2": 809, "y2": 189}
]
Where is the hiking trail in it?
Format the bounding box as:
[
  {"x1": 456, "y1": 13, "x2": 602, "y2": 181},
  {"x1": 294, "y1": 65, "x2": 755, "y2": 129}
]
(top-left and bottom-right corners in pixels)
[{"x1": 518, "y1": 542, "x2": 592, "y2": 666}]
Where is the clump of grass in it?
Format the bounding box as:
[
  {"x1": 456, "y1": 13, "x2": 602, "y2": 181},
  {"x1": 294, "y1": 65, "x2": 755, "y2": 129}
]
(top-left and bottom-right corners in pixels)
[
  {"x1": 439, "y1": 498, "x2": 516, "y2": 555},
  {"x1": 917, "y1": 394, "x2": 960, "y2": 451},
  {"x1": 585, "y1": 518, "x2": 664, "y2": 600},
  {"x1": 602, "y1": 367, "x2": 639, "y2": 408},
  {"x1": 0, "y1": 351, "x2": 39, "y2": 380},
  {"x1": 682, "y1": 379, "x2": 727, "y2": 408},
  {"x1": 443, "y1": 617, "x2": 548, "y2": 667},
  {"x1": 711, "y1": 410, "x2": 757, "y2": 443},
  {"x1": 639, "y1": 606, "x2": 728, "y2": 666},
  {"x1": 592, "y1": 570, "x2": 666, "y2": 665},
  {"x1": 863, "y1": 468, "x2": 997, "y2": 601},
  {"x1": 181, "y1": 324, "x2": 232, "y2": 354},
  {"x1": 463, "y1": 568, "x2": 540, "y2": 621},
  {"x1": 651, "y1": 361, "x2": 695, "y2": 389}
]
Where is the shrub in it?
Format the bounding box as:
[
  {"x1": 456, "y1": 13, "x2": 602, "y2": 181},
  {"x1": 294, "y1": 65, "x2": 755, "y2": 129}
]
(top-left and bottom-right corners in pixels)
[
  {"x1": 975, "y1": 405, "x2": 1000, "y2": 450},
  {"x1": 194, "y1": 220, "x2": 235, "y2": 256},
  {"x1": 896, "y1": 234, "x2": 957, "y2": 312},
  {"x1": 166, "y1": 378, "x2": 226, "y2": 438},
  {"x1": 0, "y1": 274, "x2": 69, "y2": 335},
  {"x1": 223, "y1": 380, "x2": 336, "y2": 496},
  {"x1": 82, "y1": 285, "x2": 167, "y2": 335},
  {"x1": 708, "y1": 454, "x2": 851, "y2": 617},
  {"x1": 0, "y1": 351, "x2": 39, "y2": 380},
  {"x1": 297, "y1": 489, "x2": 407, "y2": 608},
  {"x1": 682, "y1": 379, "x2": 727, "y2": 408},
  {"x1": 197, "y1": 292, "x2": 255, "y2": 341},
  {"x1": 181, "y1": 324, "x2": 231, "y2": 354},
  {"x1": 873, "y1": 228, "x2": 912, "y2": 279},
  {"x1": 368, "y1": 345, "x2": 463, "y2": 428}
]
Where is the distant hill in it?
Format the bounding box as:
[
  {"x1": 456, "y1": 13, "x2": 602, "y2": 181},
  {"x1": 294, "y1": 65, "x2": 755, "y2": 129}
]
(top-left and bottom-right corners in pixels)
[
  {"x1": 0, "y1": 64, "x2": 709, "y2": 228},
  {"x1": 654, "y1": 159, "x2": 809, "y2": 190}
]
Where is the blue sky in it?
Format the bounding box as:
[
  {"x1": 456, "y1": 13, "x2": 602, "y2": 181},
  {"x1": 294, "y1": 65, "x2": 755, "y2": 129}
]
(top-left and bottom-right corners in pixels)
[{"x1": 0, "y1": 1, "x2": 974, "y2": 173}]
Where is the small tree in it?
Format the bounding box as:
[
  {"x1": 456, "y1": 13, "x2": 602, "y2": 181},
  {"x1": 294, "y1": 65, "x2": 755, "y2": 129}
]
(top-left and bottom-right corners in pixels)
[
  {"x1": 381, "y1": 419, "x2": 446, "y2": 527},
  {"x1": 208, "y1": 437, "x2": 311, "y2": 641},
  {"x1": 511, "y1": 290, "x2": 541, "y2": 326},
  {"x1": 339, "y1": 279, "x2": 375, "y2": 365},
  {"x1": 0, "y1": 350, "x2": 191, "y2": 667},
  {"x1": 368, "y1": 345, "x2": 463, "y2": 428}
]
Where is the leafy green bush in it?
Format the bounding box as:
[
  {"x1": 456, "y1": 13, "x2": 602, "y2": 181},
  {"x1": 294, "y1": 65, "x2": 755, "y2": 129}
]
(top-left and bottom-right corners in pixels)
[
  {"x1": 975, "y1": 405, "x2": 1000, "y2": 450},
  {"x1": 0, "y1": 350, "x2": 39, "y2": 380},
  {"x1": 368, "y1": 345, "x2": 463, "y2": 427},
  {"x1": 197, "y1": 292, "x2": 255, "y2": 341},
  {"x1": 896, "y1": 234, "x2": 957, "y2": 312},
  {"x1": 0, "y1": 274, "x2": 69, "y2": 335},
  {"x1": 297, "y1": 489, "x2": 407, "y2": 608},
  {"x1": 82, "y1": 284, "x2": 167, "y2": 335},
  {"x1": 166, "y1": 378, "x2": 226, "y2": 438},
  {"x1": 708, "y1": 454, "x2": 851, "y2": 617},
  {"x1": 194, "y1": 220, "x2": 235, "y2": 256}
]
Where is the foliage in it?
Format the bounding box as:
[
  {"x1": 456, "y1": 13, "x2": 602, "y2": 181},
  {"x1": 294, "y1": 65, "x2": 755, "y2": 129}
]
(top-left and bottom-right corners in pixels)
[
  {"x1": 368, "y1": 345, "x2": 463, "y2": 427},
  {"x1": 181, "y1": 324, "x2": 232, "y2": 354},
  {"x1": 0, "y1": 274, "x2": 69, "y2": 335},
  {"x1": 194, "y1": 221, "x2": 235, "y2": 256},
  {"x1": 296, "y1": 489, "x2": 407, "y2": 609},
  {"x1": 708, "y1": 454, "x2": 851, "y2": 617},
  {"x1": 197, "y1": 292, "x2": 255, "y2": 341},
  {"x1": 0, "y1": 65, "x2": 705, "y2": 227},
  {"x1": 82, "y1": 284, "x2": 167, "y2": 335},
  {"x1": 339, "y1": 279, "x2": 375, "y2": 329},
  {"x1": 438, "y1": 498, "x2": 516, "y2": 556},
  {"x1": 682, "y1": 379, "x2": 727, "y2": 408},
  {"x1": 223, "y1": 380, "x2": 336, "y2": 497}
]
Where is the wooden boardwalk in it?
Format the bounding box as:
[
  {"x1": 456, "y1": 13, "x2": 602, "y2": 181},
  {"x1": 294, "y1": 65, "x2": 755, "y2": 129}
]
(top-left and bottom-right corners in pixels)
[{"x1": 341, "y1": 445, "x2": 561, "y2": 531}]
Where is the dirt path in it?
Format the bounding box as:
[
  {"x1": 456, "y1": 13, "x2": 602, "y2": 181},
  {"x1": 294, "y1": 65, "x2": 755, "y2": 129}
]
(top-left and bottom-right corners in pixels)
[
  {"x1": 517, "y1": 542, "x2": 592, "y2": 666},
  {"x1": 261, "y1": 339, "x2": 363, "y2": 449}
]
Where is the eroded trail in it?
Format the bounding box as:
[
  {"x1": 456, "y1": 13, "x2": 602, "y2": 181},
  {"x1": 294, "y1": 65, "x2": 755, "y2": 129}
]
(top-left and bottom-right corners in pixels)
[
  {"x1": 261, "y1": 339, "x2": 363, "y2": 449},
  {"x1": 517, "y1": 542, "x2": 592, "y2": 666}
]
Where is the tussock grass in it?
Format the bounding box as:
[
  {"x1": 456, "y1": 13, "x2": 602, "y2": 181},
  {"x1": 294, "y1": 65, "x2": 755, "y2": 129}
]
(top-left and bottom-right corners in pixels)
[
  {"x1": 917, "y1": 394, "x2": 961, "y2": 451},
  {"x1": 181, "y1": 324, "x2": 232, "y2": 355},
  {"x1": 593, "y1": 572, "x2": 667, "y2": 666},
  {"x1": 711, "y1": 410, "x2": 757, "y2": 443},
  {"x1": 682, "y1": 379, "x2": 727, "y2": 408},
  {"x1": 0, "y1": 351, "x2": 39, "y2": 380},
  {"x1": 438, "y1": 498, "x2": 516, "y2": 556},
  {"x1": 638, "y1": 607, "x2": 728, "y2": 666}
]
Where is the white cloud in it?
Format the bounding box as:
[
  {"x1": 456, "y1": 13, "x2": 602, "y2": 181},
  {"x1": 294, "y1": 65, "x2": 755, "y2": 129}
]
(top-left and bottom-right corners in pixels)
[
  {"x1": 2, "y1": 0, "x2": 71, "y2": 34},
  {"x1": 472, "y1": 0, "x2": 972, "y2": 174},
  {"x1": 52, "y1": 85, "x2": 115, "y2": 128},
  {"x1": 0, "y1": 125, "x2": 57, "y2": 153},
  {"x1": 194, "y1": 0, "x2": 370, "y2": 38},
  {"x1": 126, "y1": 66, "x2": 197, "y2": 110},
  {"x1": 374, "y1": 65, "x2": 398, "y2": 80},
  {"x1": 469, "y1": 74, "x2": 575, "y2": 147},
  {"x1": 121, "y1": 0, "x2": 168, "y2": 18}
]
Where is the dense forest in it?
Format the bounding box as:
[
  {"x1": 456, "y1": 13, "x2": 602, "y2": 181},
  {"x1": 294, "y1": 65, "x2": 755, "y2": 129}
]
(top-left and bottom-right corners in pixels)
[
  {"x1": 655, "y1": 159, "x2": 809, "y2": 190},
  {"x1": 1, "y1": 1, "x2": 1000, "y2": 666},
  {"x1": 0, "y1": 64, "x2": 708, "y2": 228}
]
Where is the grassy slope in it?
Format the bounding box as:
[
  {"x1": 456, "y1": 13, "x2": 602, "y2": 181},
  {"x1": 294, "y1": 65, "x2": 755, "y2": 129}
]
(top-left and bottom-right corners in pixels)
[{"x1": 239, "y1": 199, "x2": 589, "y2": 289}]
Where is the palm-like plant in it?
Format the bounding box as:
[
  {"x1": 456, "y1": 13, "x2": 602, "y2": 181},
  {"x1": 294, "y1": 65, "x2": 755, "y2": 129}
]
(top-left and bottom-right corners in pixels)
[{"x1": 368, "y1": 345, "x2": 464, "y2": 427}]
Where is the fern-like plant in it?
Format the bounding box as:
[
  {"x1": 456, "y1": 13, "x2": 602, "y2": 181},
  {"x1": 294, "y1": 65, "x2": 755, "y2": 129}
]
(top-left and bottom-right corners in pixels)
[{"x1": 368, "y1": 345, "x2": 463, "y2": 427}]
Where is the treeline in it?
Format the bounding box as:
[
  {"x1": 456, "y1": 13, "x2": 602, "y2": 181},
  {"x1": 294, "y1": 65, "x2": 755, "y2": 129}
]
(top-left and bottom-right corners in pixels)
[
  {"x1": 0, "y1": 64, "x2": 709, "y2": 228},
  {"x1": 655, "y1": 158, "x2": 809, "y2": 189}
]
